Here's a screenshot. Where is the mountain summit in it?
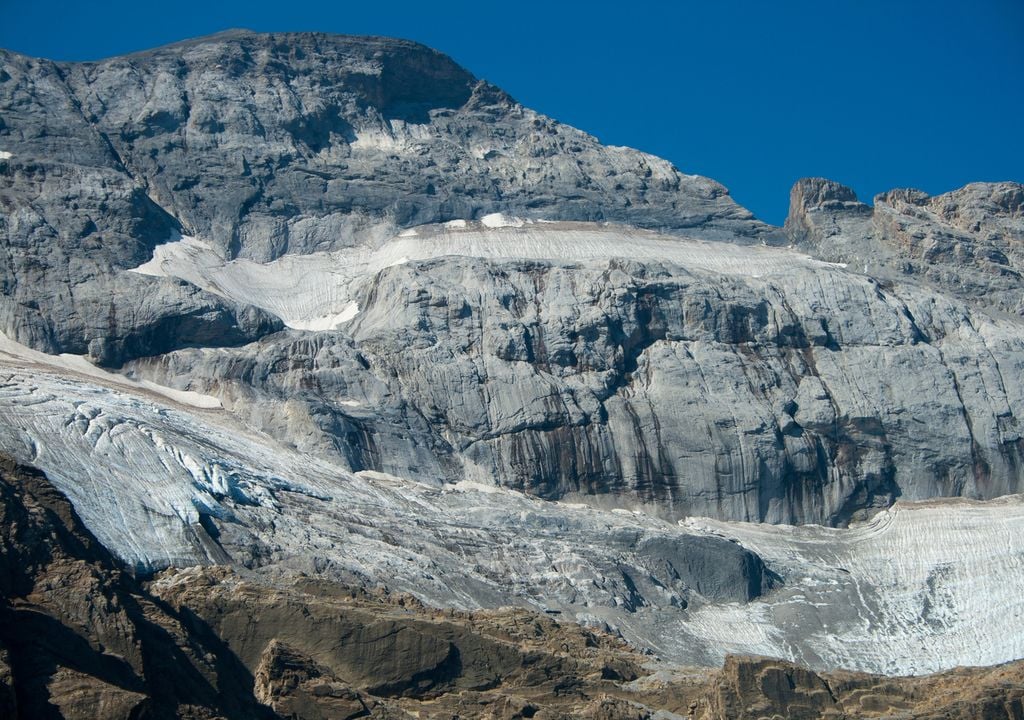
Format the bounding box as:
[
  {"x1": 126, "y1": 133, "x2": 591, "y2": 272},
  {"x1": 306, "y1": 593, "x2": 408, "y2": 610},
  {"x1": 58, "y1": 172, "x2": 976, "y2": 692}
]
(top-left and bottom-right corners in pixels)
[
  {"x1": 2, "y1": 32, "x2": 1024, "y2": 689},
  {"x1": 1, "y1": 30, "x2": 775, "y2": 364}
]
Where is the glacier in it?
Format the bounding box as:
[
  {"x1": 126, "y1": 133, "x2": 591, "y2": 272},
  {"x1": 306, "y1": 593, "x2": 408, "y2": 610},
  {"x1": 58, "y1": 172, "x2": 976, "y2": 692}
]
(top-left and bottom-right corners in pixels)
[
  {"x1": 128, "y1": 220, "x2": 838, "y2": 334},
  {"x1": 1, "y1": 327, "x2": 1023, "y2": 675}
]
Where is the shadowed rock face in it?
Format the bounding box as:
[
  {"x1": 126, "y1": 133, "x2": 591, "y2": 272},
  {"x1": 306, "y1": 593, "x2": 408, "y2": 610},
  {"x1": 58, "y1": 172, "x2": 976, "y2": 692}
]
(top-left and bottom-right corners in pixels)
[
  {"x1": 697, "y1": 655, "x2": 1024, "y2": 720},
  {"x1": 0, "y1": 454, "x2": 275, "y2": 719}
]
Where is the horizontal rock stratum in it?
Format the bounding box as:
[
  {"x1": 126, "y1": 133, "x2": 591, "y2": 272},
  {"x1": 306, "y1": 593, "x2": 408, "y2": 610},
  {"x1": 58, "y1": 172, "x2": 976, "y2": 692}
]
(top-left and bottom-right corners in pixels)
[{"x1": 2, "y1": 30, "x2": 1024, "y2": 693}]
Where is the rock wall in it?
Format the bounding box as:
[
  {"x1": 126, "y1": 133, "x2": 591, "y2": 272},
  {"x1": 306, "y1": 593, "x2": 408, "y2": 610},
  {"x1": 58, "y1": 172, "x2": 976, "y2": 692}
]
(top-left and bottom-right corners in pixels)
[
  {"x1": 0, "y1": 31, "x2": 775, "y2": 365},
  {"x1": 137, "y1": 246, "x2": 1024, "y2": 525},
  {"x1": 2, "y1": 31, "x2": 1023, "y2": 526}
]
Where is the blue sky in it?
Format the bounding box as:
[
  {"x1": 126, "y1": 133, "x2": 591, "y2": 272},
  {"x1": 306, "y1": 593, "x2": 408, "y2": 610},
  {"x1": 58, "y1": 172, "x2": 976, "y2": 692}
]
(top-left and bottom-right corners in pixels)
[{"x1": 2, "y1": 0, "x2": 1021, "y2": 225}]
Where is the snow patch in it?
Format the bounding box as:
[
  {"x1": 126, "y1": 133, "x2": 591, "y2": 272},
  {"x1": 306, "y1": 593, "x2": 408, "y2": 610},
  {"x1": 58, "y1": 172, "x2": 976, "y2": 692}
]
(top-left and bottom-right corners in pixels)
[
  {"x1": 0, "y1": 151, "x2": 12, "y2": 160},
  {"x1": 0, "y1": 331, "x2": 221, "y2": 409},
  {"x1": 452, "y1": 479, "x2": 505, "y2": 494},
  {"x1": 290, "y1": 301, "x2": 360, "y2": 331},
  {"x1": 130, "y1": 234, "x2": 214, "y2": 278},
  {"x1": 481, "y1": 212, "x2": 526, "y2": 228}
]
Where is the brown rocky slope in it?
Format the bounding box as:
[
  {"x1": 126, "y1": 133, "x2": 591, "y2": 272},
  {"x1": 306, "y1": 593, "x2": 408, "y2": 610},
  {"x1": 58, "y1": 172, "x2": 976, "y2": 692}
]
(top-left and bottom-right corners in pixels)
[{"x1": 1, "y1": 453, "x2": 1022, "y2": 719}]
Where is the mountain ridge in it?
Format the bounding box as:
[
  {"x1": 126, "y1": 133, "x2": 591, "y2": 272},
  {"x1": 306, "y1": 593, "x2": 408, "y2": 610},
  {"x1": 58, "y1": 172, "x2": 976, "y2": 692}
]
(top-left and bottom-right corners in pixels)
[{"x1": 3, "y1": 31, "x2": 1024, "y2": 687}]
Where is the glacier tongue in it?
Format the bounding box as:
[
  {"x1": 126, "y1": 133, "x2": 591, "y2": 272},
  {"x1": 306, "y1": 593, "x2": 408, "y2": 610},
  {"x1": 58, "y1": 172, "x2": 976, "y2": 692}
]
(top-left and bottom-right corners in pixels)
[
  {"x1": 673, "y1": 499, "x2": 1024, "y2": 673},
  {"x1": 1, "y1": 340, "x2": 1022, "y2": 675}
]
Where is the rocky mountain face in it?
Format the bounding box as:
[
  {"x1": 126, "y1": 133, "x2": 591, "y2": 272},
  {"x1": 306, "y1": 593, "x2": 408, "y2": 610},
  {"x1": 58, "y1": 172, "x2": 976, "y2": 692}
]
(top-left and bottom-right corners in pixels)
[
  {"x1": 3, "y1": 32, "x2": 1022, "y2": 529},
  {"x1": 130, "y1": 231, "x2": 1023, "y2": 526},
  {"x1": 3, "y1": 453, "x2": 1023, "y2": 720},
  {"x1": 0, "y1": 30, "x2": 773, "y2": 367},
  {"x1": 2, "y1": 28, "x2": 1024, "y2": 702}
]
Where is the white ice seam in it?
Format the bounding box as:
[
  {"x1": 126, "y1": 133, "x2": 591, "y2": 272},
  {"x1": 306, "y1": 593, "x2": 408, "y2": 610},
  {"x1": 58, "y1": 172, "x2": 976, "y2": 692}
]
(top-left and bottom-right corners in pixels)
[{"x1": 126, "y1": 222, "x2": 835, "y2": 333}]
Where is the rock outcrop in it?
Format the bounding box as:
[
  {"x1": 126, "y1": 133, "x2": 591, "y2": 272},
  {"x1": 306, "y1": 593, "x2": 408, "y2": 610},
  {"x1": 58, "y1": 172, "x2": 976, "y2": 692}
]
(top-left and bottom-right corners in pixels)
[
  {"x1": 0, "y1": 454, "x2": 275, "y2": 719},
  {"x1": 785, "y1": 177, "x2": 1024, "y2": 316},
  {"x1": 696, "y1": 655, "x2": 1024, "y2": 720}
]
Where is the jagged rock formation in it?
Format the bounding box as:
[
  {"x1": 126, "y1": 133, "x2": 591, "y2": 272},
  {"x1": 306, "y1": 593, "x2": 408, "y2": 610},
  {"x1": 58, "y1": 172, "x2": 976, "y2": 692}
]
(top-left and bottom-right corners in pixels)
[
  {"x1": 786, "y1": 177, "x2": 1024, "y2": 316},
  {"x1": 3, "y1": 452, "x2": 1023, "y2": 719},
  {"x1": 3, "y1": 32, "x2": 1022, "y2": 528}
]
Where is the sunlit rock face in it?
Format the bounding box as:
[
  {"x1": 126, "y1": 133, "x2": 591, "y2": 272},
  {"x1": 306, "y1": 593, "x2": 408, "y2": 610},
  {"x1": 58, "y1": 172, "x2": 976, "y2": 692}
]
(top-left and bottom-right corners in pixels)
[
  {"x1": 2, "y1": 31, "x2": 1021, "y2": 525},
  {"x1": 786, "y1": 176, "x2": 1024, "y2": 316},
  {"x1": 2, "y1": 31, "x2": 1024, "y2": 680},
  {"x1": 126, "y1": 217, "x2": 1024, "y2": 527}
]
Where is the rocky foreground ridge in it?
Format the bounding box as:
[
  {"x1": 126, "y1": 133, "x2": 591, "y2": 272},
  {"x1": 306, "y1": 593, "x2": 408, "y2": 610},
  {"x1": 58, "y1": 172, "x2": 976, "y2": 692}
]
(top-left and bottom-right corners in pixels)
[{"x1": 3, "y1": 454, "x2": 1023, "y2": 720}]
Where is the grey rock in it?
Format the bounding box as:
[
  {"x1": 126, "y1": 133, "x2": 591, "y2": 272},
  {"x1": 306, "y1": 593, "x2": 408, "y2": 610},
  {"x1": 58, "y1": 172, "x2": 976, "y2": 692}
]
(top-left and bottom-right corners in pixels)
[
  {"x1": 785, "y1": 177, "x2": 1024, "y2": 316},
  {"x1": 634, "y1": 536, "x2": 777, "y2": 603},
  {"x1": 0, "y1": 50, "x2": 283, "y2": 365},
  {"x1": 0, "y1": 30, "x2": 778, "y2": 366},
  {"x1": 1, "y1": 31, "x2": 1023, "y2": 534},
  {"x1": 133, "y1": 244, "x2": 1024, "y2": 526}
]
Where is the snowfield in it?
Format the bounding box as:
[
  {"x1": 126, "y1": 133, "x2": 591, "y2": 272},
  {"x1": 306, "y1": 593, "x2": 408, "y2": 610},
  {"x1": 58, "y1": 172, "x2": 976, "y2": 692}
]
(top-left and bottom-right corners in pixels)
[
  {"x1": 671, "y1": 501, "x2": 1024, "y2": 673},
  {"x1": 130, "y1": 221, "x2": 838, "y2": 331},
  {"x1": 1, "y1": 332, "x2": 1022, "y2": 675}
]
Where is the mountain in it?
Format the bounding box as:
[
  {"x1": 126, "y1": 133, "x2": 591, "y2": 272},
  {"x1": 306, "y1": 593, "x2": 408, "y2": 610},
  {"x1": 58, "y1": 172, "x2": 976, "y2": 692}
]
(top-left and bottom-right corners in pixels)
[{"x1": 2, "y1": 29, "x2": 1024, "y2": 707}]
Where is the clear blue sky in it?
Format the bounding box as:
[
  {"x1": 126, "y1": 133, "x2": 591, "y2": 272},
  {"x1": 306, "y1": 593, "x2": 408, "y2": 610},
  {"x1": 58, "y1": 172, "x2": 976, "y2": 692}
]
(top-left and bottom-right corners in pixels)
[{"x1": 2, "y1": 0, "x2": 1021, "y2": 225}]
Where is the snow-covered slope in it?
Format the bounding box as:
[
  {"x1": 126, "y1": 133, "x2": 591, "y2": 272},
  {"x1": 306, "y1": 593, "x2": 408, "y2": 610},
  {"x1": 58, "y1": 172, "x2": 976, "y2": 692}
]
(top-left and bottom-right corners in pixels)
[
  {"x1": 130, "y1": 220, "x2": 835, "y2": 331},
  {"x1": 672, "y1": 499, "x2": 1024, "y2": 673},
  {"x1": 1, "y1": 332, "x2": 1022, "y2": 675}
]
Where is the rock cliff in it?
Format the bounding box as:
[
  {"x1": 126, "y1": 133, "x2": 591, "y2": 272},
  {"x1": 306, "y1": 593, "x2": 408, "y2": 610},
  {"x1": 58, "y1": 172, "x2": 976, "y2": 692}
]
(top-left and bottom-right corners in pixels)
[{"x1": 3, "y1": 29, "x2": 1024, "y2": 688}]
